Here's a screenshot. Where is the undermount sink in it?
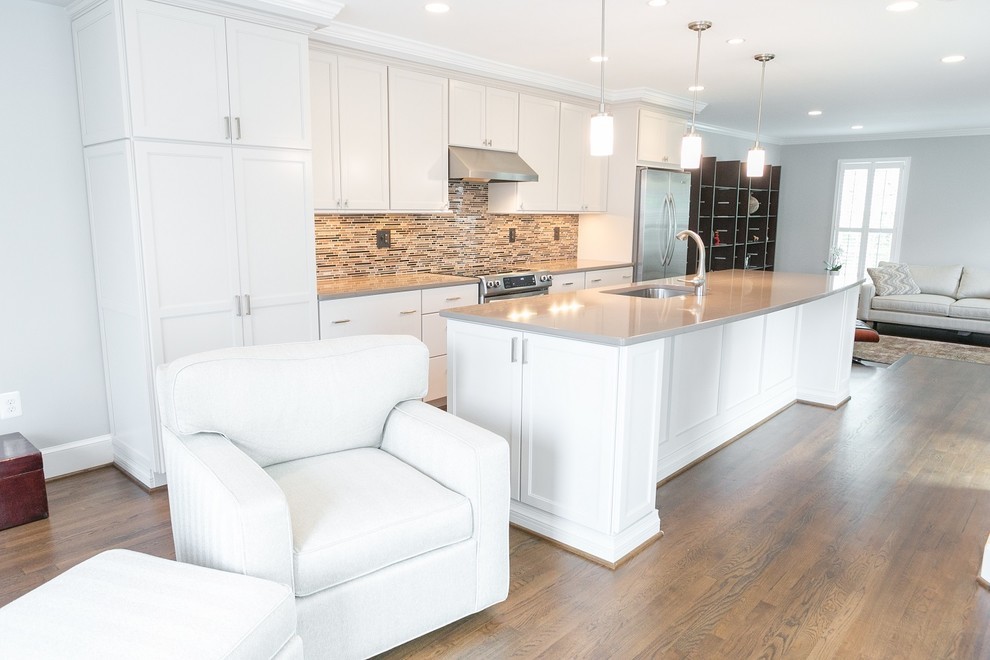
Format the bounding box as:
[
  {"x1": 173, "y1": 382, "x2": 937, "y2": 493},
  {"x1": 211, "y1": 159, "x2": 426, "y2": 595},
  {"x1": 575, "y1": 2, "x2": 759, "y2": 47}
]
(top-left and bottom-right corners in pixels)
[{"x1": 602, "y1": 284, "x2": 695, "y2": 299}]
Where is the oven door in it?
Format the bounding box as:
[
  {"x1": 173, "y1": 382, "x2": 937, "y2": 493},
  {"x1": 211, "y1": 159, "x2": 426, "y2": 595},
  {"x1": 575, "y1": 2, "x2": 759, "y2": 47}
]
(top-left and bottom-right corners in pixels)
[{"x1": 483, "y1": 288, "x2": 550, "y2": 303}]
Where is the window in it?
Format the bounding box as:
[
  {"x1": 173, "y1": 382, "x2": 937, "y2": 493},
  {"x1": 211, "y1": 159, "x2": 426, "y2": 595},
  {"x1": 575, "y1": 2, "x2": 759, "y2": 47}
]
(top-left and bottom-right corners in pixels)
[{"x1": 829, "y1": 158, "x2": 911, "y2": 279}]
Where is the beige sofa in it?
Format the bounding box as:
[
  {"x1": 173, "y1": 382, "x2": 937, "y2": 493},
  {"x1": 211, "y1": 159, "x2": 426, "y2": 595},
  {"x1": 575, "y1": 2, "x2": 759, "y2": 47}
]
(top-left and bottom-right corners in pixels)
[{"x1": 859, "y1": 264, "x2": 990, "y2": 334}]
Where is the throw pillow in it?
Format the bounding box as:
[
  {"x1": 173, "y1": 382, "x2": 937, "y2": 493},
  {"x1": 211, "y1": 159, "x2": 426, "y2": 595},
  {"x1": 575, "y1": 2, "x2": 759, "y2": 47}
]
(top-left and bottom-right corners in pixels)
[{"x1": 868, "y1": 263, "x2": 921, "y2": 296}]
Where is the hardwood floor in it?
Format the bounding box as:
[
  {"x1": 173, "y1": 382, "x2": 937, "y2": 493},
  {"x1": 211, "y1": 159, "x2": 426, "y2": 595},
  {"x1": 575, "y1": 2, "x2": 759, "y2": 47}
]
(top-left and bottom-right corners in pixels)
[{"x1": 2, "y1": 356, "x2": 988, "y2": 658}]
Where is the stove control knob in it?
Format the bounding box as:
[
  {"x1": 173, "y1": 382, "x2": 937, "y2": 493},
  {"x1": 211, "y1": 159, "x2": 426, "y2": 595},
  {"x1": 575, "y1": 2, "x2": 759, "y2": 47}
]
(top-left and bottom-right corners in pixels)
[{"x1": 540, "y1": 274, "x2": 552, "y2": 282}]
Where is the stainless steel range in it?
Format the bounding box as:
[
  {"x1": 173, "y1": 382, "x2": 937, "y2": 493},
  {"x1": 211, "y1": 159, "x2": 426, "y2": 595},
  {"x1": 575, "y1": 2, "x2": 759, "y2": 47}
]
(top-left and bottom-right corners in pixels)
[{"x1": 478, "y1": 269, "x2": 553, "y2": 303}]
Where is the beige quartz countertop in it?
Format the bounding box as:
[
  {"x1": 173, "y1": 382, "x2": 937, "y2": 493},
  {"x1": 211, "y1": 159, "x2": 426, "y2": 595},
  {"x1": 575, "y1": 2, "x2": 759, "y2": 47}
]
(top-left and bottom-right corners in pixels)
[
  {"x1": 513, "y1": 259, "x2": 633, "y2": 274},
  {"x1": 316, "y1": 261, "x2": 631, "y2": 300},
  {"x1": 317, "y1": 273, "x2": 477, "y2": 300},
  {"x1": 441, "y1": 270, "x2": 864, "y2": 346}
]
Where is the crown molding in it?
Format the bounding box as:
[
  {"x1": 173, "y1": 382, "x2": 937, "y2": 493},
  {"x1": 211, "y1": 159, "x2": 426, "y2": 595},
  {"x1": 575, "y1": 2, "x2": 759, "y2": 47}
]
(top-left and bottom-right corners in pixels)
[
  {"x1": 780, "y1": 126, "x2": 990, "y2": 145},
  {"x1": 695, "y1": 122, "x2": 784, "y2": 146},
  {"x1": 67, "y1": 0, "x2": 342, "y2": 30},
  {"x1": 313, "y1": 23, "x2": 698, "y2": 115}
]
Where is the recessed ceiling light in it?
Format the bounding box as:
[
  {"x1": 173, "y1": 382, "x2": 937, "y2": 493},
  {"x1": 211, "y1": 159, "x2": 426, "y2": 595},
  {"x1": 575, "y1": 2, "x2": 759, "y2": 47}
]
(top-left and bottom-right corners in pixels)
[
  {"x1": 941, "y1": 54, "x2": 965, "y2": 63},
  {"x1": 424, "y1": 3, "x2": 449, "y2": 13},
  {"x1": 886, "y1": 1, "x2": 919, "y2": 11},
  {"x1": 726, "y1": 37, "x2": 746, "y2": 45},
  {"x1": 688, "y1": 85, "x2": 704, "y2": 92},
  {"x1": 851, "y1": 125, "x2": 864, "y2": 130},
  {"x1": 647, "y1": 0, "x2": 668, "y2": 6},
  {"x1": 590, "y1": 55, "x2": 609, "y2": 63},
  {"x1": 808, "y1": 110, "x2": 823, "y2": 116}
]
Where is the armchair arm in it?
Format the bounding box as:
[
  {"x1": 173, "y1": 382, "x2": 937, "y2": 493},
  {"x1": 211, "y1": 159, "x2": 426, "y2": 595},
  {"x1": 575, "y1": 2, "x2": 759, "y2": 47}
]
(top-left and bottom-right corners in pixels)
[
  {"x1": 858, "y1": 281, "x2": 876, "y2": 320},
  {"x1": 380, "y1": 400, "x2": 509, "y2": 609},
  {"x1": 162, "y1": 428, "x2": 295, "y2": 590}
]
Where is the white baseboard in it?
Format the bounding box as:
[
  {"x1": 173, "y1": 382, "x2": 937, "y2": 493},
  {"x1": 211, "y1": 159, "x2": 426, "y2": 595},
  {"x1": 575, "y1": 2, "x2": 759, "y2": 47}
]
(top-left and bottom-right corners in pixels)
[{"x1": 40, "y1": 434, "x2": 114, "y2": 479}]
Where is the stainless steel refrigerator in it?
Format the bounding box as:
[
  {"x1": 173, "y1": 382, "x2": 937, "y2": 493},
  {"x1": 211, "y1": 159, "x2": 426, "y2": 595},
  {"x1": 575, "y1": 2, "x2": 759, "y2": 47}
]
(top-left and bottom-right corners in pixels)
[{"x1": 633, "y1": 167, "x2": 692, "y2": 281}]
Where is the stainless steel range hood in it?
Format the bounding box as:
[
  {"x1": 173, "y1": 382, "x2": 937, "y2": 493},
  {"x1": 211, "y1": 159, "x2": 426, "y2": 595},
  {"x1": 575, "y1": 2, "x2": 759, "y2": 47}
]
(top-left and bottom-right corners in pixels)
[{"x1": 448, "y1": 146, "x2": 538, "y2": 183}]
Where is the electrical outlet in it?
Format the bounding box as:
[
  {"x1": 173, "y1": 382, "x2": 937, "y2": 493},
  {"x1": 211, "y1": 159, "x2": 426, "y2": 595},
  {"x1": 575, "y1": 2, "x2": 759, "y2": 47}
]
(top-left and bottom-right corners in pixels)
[
  {"x1": 508, "y1": 228, "x2": 516, "y2": 243},
  {"x1": 554, "y1": 226, "x2": 561, "y2": 241},
  {"x1": 1, "y1": 391, "x2": 22, "y2": 420},
  {"x1": 375, "y1": 229, "x2": 391, "y2": 249}
]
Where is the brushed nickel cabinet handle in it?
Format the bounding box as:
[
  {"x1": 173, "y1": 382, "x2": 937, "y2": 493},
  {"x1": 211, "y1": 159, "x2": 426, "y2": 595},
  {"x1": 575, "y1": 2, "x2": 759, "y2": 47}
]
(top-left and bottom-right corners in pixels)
[
  {"x1": 510, "y1": 337, "x2": 517, "y2": 363},
  {"x1": 400, "y1": 309, "x2": 418, "y2": 315},
  {"x1": 445, "y1": 296, "x2": 462, "y2": 302},
  {"x1": 234, "y1": 117, "x2": 242, "y2": 140},
  {"x1": 233, "y1": 295, "x2": 241, "y2": 316},
  {"x1": 244, "y1": 294, "x2": 251, "y2": 315},
  {"x1": 331, "y1": 319, "x2": 351, "y2": 324},
  {"x1": 224, "y1": 116, "x2": 231, "y2": 140}
]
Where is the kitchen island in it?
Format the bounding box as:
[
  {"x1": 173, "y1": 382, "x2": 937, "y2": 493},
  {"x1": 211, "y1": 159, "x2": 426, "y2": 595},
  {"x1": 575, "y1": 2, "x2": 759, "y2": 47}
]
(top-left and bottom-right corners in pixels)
[{"x1": 441, "y1": 269, "x2": 862, "y2": 566}]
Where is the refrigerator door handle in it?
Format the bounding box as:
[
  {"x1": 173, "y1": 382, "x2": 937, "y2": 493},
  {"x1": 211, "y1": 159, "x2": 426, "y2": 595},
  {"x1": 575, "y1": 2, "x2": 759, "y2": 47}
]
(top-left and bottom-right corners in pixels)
[{"x1": 664, "y1": 193, "x2": 676, "y2": 266}]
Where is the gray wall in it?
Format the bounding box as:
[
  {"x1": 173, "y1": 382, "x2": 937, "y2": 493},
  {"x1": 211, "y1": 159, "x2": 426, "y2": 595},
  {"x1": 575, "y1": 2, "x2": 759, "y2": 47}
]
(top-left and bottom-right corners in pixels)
[
  {"x1": 0, "y1": 0, "x2": 110, "y2": 448},
  {"x1": 777, "y1": 135, "x2": 990, "y2": 273}
]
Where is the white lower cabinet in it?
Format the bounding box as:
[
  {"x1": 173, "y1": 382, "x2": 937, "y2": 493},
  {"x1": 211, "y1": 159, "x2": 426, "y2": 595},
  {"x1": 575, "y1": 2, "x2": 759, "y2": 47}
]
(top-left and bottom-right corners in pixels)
[
  {"x1": 447, "y1": 322, "x2": 618, "y2": 531},
  {"x1": 319, "y1": 290, "x2": 421, "y2": 339},
  {"x1": 319, "y1": 283, "x2": 476, "y2": 401},
  {"x1": 548, "y1": 272, "x2": 584, "y2": 294}
]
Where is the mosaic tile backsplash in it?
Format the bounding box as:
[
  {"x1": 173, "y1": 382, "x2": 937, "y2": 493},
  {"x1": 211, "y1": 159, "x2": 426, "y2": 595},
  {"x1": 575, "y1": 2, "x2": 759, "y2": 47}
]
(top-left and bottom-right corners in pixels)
[{"x1": 315, "y1": 182, "x2": 579, "y2": 279}]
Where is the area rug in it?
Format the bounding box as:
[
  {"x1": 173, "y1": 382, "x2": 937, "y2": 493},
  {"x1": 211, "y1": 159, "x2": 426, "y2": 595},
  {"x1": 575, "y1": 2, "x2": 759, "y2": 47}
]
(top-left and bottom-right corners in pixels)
[{"x1": 853, "y1": 334, "x2": 990, "y2": 366}]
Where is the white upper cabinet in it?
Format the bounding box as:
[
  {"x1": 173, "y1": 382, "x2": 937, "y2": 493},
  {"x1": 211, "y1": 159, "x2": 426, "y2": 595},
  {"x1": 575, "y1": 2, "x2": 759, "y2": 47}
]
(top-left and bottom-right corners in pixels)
[
  {"x1": 557, "y1": 102, "x2": 608, "y2": 213},
  {"x1": 637, "y1": 108, "x2": 687, "y2": 168},
  {"x1": 122, "y1": 0, "x2": 309, "y2": 148},
  {"x1": 449, "y1": 80, "x2": 519, "y2": 152},
  {"x1": 310, "y1": 53, "x2": 389, "y2": 211},
  {"x1": 388, "y1": 68, "x2": 449, "y2": 211},
  {"x1": 488, "y1": 94, "x2": 560, "y2": 213}
]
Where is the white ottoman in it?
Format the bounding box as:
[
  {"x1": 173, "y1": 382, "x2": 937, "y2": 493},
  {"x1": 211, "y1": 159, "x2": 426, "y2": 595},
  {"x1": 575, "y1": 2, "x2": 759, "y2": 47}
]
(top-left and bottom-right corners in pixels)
[{"x1": 0, "y1": 549, "x2": 302, "y2": 659}]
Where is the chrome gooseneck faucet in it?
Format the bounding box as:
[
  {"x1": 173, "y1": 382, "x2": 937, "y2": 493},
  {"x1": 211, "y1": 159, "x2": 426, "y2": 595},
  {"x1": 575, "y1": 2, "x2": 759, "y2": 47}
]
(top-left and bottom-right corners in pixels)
[{"x1": 676, "y1": 229, "x2": 707, "y2": 297}]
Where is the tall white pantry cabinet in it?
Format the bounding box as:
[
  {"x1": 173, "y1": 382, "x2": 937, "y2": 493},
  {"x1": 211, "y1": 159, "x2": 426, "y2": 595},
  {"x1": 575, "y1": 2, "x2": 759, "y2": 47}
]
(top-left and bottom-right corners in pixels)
[{"x1": 71, "y1": 0, "x2": 317, "y2": 487}]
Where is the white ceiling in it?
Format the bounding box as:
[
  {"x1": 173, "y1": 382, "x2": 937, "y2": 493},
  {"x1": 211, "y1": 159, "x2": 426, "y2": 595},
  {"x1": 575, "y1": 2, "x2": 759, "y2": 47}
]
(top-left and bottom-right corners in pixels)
[{"x1": 317, "y1": 0, "x2": 990, "y2": 144}]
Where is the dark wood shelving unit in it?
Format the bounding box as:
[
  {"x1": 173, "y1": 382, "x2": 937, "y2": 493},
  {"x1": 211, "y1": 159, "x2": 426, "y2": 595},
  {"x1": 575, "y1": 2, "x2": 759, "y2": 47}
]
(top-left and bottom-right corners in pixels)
[{"x1": 688, "y1": 156, "x2": 781, "y2": 273}]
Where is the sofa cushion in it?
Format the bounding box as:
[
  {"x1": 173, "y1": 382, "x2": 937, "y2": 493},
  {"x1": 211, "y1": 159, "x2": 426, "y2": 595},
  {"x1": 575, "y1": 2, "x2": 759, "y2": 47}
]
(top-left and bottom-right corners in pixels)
[
  {"x1": 266, "y1": 447, "x2": 473, "y2": 597},
  {"x1": 0, "y1": 549, "x2": 299, "y2": 660},
  {"x1": 867, "y1": 263, "x2": 920, "y2": 296},
  {"x1": 949, "y1": 298, "x2": 990, "y2": 321},
  {"x1": 882, "y1": 263, "x2": 963, "y2": 297},
  {"x1": 157, "y1": 336, "x2": 429, "y2": 467},
  {"x1": 956, "y1": 267, "x2": 990, "y2": 299},
  {"x1": 871, "y1": 294, "x2": 954, "y2": 316}
]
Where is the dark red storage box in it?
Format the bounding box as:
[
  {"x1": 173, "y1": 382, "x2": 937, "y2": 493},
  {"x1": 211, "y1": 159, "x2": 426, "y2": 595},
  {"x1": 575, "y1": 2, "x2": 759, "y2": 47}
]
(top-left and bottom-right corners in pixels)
[{"x1": 0, "y1": 432, "x2": 49, "y2": 530}]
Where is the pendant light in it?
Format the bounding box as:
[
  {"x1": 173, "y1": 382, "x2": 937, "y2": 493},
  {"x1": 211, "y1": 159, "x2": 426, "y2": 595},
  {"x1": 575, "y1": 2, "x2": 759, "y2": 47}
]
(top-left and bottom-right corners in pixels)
[
  {"x1": 589, "y1": 0, "x2": 613, "y2": 156},
  {"x1": 680, "y1": 20, "x2": 712, "y2": 170},
  {"x1": 746, "y1": 53, "x2": 775, "y2": 177}
]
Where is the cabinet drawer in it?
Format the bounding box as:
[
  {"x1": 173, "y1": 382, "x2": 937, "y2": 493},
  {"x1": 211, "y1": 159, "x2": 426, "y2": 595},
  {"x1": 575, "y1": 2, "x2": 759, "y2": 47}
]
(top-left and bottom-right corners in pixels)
[
  {"x1": 422, "y1": 283, "x2": 478, "y2": 313},
  {"x1": 319, "y1": 290, "x2": 421, "y2": 339},
  {"x1": 584, "y1": 267, "x2": 633, "y2": 289},
  {"x1": 548, "y1": 272, "x2": 584, "y2": 294},
  {"x1": 422, "y1": 312, "x2": 447, "y2": 357}
]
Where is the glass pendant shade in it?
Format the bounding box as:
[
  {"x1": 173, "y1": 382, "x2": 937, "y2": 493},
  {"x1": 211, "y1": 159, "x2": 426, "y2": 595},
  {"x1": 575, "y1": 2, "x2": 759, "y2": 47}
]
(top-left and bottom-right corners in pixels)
[
  {"x1": 590, "y1": 112, "x2": 614, "y2": 157},
  {"x1": 746, "y1": 147, "x2": 766, "y2": 177},
  {"x1": 681, "y1": 132, "x2": 702, "y2": 169}
]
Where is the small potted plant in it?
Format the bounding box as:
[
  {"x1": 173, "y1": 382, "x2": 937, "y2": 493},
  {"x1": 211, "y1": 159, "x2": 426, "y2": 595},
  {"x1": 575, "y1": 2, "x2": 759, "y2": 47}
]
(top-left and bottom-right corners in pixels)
[{"x1": 824, "y1": 247, "x2": 844, "y2": 273}]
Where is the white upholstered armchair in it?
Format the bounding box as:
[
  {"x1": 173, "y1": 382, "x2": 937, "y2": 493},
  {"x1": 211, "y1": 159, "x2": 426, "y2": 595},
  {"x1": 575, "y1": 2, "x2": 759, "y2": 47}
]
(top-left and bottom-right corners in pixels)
[{"x1": 156, "y1": 335, "x2": 510, "y2": 659}]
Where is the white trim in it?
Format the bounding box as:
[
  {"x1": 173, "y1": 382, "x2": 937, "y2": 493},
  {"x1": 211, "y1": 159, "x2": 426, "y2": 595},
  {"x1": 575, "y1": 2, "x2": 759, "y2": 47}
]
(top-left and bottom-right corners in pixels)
[
  {"x1": 114, "y1": 439, "x2": 169, "y2": 489},
  {"x1": 781, "y1": 126, "x2": 990, "y2": 146},
  {"x1": 40, "y1": 434, "x2": 114, "y2": 479}
]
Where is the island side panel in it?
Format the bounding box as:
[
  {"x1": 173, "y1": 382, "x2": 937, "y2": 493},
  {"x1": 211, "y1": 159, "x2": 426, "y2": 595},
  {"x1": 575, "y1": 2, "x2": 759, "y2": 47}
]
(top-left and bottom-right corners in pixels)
[{"x1": 795, "y1": 287, "x2": 858, "y2": 407}]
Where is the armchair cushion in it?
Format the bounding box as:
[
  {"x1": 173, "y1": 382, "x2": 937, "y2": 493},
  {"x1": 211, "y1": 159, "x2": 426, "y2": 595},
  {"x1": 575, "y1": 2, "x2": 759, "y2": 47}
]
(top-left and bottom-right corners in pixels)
[
  {"x1": 158, "y1": 336, "x2": 428, "y2": 467},
  {"x1": 266, "y1": 447, "x2": 473, "y2": 596}
]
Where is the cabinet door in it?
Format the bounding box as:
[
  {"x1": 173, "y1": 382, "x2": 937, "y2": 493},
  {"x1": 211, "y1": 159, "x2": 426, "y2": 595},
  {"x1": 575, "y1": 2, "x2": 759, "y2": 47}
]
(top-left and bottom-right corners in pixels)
[
  {"x1": 233, "y1": 148, "x2": 318, "y2": 347},
  {"x1": 447, "y1": 322, "x2": 522, "y2": 499},
  {"x1": 448, "y1": 79, "x2": 486, "y2": 148},
  {"x1": 335, "y1": 57, "x2": 389, "y2": 210},
  {"x1": 519, "y1": 333, "x2": 617, "y2": 532},
  {"x1": 584, "y1": 267, "x2": 633, "y2": 289},
  {"x1": 123, "y1": 0, "x2": 229, "y2": 143},
  {"x1": 72, "y1": 1, "x2": 127, "y2": 146},
  {"x1": 388, "y1": 68, "x2": 449, "y2": 211},
  {"x1": 582, "y1": 143, "x2": 609, "y2": 212},
  {"x1": 309, "y1": 53, "x2": 338, "y2": 210},
  {"x1": 134, "y1": 142, "x2": 242, "y2": 363},
  {"x1": 226, "y1": 20, "x2": 309, "y2": 149},
  {"x1": 516, "y1": 95, "x2": 560, "y2": 211},
  {"x1": 485, "y1": 86, "x2": 519, "y2": 152},
  {"x1": 638, "y1": 109, "x2": 686, "y2": 168},
  {"x1": 556, "y1": 103, "x2": 586, "y2": 212},
  {"x1": 318, "y1": 291, "x2": 421, "y2": 339}
]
